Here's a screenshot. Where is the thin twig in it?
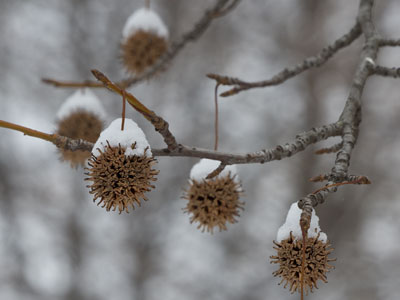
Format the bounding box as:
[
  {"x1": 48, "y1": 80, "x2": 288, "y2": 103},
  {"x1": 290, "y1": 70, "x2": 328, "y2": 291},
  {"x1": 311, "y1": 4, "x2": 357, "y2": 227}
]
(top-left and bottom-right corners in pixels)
[
  {"x1": 152, "y1": 122, "x2": 343, "y2": 164},
  {"x1": 1, "y1": 119, "x2": 342, "y2": 166},
  {"x1": 0, "y1": 120, "x2": 55, "y2": 142},
  {"x1": 213, "y1": 0, "x2": 241, "y2": 17},
  {"x1": 315, "y1": 141, "x2": 343, "y2": 155},
  {"x1": 41, "y1": 78, "x2": 104, "y2": 88},
  {"x1": 0, "y1": 120, "x2": 94, "y2": 152},
  {"x1": 91, "y1": 69, "x2": 179, "y2": 150},
  {"x1": 378, "y1": 38, "x2": 400, "y2": 47},
  {"x1": 299, "y1": 0, "x2": 379, "y2": 225},
  {"x1": 42, "y1": 0, "x2": 238, "y2": 89},
  {"x1": 371, "y1": 65, "x2": 400, "y2": 78},
  {"x1": 207, "y1": 22, "x2": 362, "y2": 97},
  {"x1": 312, "y1": 176, "x2": 371, "y2": 195},
  {"x1": 214, "y1": 83, "x2": 220, "y2": 151}
]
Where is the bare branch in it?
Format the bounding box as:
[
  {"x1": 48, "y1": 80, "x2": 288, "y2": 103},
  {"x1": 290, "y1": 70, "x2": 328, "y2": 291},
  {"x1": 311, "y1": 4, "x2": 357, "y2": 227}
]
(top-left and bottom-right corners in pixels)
[
  {"x1": 54, "y1": 136, "x2": 94, "y2": 152},
  {"x1": 311, "y1": 176, "x2": 371, "y2": 195},
  {"x1": 213, "y1": 0, "x2": 241, "y2": 17},
  {"x1": 2, "y1": 118, "x2": 342, "y2": 167},
  {"x1": 42, "y1": 0, "x2": 239, "y2": 89},
  {"x1": 41, "y1": 78, "x2": 103, "y2": 88},
  {"x1": 152, "y1": 122, "x2": 343, "y2": 165},
  {"x1": 371, "y1": 65, "x2": 400, "y2": 78},
  {"x1": 91, "y1": 70, "x2": 179, "y2": 151},
  {"x1": 378, "y1": 38, "x2": 400, "y2": 47},
  {"x1": 299, "y1": 0, "x2": 379, "y2": 224},
  {"x1": 315, "y1": 142, "x2": 343, "y2": 155},
  {"x1": 207, "y1": 22, "x2": 362, "y2": 97},
  {"x1": 0, "y1": 119, "x2": 94, "y2": 152}
]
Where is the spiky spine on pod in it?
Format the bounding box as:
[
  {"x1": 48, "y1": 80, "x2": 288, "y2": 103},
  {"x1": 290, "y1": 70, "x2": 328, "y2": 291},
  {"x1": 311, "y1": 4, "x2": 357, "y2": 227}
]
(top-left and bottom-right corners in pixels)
[
  {"x1": 57, "y1": 110, "x2": 103, "y2": 168},
  {"x1": 270, "y1": 232, "x2": 335, "y2": 295},
  {"x1": 85, "y1": 141, "x2": 158, "y2": 214},
  {"x1": 183, "y1": 173, "x2": 244, "y2": 233}
]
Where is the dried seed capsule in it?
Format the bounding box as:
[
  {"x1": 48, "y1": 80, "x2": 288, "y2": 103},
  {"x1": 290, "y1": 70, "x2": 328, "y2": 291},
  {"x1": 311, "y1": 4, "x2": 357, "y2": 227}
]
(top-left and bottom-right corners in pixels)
[
  {"x1": 270, "y1": 203, "x2": 335, "y2": 294},
  {"x1": 183, "y1": 159, "x2": 244, "y2": 233},
  {"x1": 85, "y1": 118, "x2": 158, "y2": 213},
  {"x1": 121, "y1": 8, "x2": 168, "y2": 74},
  {"x1": 270, "y1": 232, "x2": 335, "y2": 294},
  {"x1": 56, "y1": 89, "x2": 106, "y2": 168}
]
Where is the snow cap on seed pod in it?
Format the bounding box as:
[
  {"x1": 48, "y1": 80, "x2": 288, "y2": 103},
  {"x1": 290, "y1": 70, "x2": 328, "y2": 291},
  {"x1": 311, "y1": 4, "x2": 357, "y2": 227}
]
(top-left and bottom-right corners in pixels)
[
  {"x1": 56, "y1": 88, "x2": 106, "y2": 168},
  {"x1": 270, "y1": 202, "x2": 335, "y2": 295},
  {"x1": 183, "y1": 159, "x2": 244, "y2": 234},
  {"x1": 85, "y1": 118, "x2": 158, "y2": 214},
  {"x1": 121, "y1": 7, "x2": 169, "y2": 74}
]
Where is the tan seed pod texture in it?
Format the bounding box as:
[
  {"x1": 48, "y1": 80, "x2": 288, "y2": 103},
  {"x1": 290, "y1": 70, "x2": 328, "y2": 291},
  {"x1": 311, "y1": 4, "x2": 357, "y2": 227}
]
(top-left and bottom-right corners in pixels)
[
  {"x1": 183, "y1": 174, "x2": 244, "y2": 233},
  {"x1": 121, "y1": 30, "x2": 168, "y2": 74},
  {"x1": 270, "y1": 232, "x2": 335, "y2": 295},
  {"x1": 57, "y1": 110, "x2": 103, "y2": 168},
  {"x1": 85, "y1": 142, "x2": 158, "y2": 214}
]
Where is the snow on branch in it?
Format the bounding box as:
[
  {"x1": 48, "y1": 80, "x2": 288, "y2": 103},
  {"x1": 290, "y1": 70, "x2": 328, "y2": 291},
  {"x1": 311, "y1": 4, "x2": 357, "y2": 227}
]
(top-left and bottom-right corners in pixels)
[{"x1": 207, "y1": 22, "x2": 362, "y2": 97}]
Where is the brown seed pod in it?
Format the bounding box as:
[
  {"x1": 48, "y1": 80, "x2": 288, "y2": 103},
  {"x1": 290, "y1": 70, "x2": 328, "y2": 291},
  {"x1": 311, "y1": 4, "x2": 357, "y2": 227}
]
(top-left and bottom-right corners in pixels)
[
  {"x1": 85, "y1": 141, "x2": 159, "y2": 213},
  {"x1": 183, "y1": 173, "x2": 244, "y2": 233},
  {"x1": 57, "y1": 110, "x2": 103, "y2": 168},
  {"x1": 121, "y1": 30, "x2": 167, "y2": 74},
  {"x1": 270, "y1": 232, "x2": 335, "y2": 295}
]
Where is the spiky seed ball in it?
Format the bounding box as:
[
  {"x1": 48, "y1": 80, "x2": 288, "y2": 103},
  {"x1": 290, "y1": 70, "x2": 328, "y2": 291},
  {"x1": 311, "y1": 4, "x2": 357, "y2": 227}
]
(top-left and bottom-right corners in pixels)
[
  {"x1": 121, "y1": 30, "x2": 167, "y2": 74},
  {"x1": 270, "y1": 232, "x2": 335, "y2": 295},
  {"x1": 85, "y1": 142, "x2": 158, "y2": 214},
  {"x1": 57, "y1": 110, "x2": 103, "y2": 167},
  {"x1": 183, "y1": 173, "x2": 244, "y2": 233},
  {"x1": 121, "y1": 7, "x2": 168, "y2": 74}
]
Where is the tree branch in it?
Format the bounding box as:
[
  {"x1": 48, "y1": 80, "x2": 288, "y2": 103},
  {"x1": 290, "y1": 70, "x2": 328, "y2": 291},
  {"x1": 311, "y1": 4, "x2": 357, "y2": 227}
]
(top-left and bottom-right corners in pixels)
[
  {"x1": 378, "y1": 38, "x2": 400, "y2": 47},
  {"x1": 91, "y1": 70, "x2": 179, "y2": 151},
  {"x1": 207, "y1": 22, "x2": 362, "y2": 97},
  {"x1": 315, "y1": 142, "x2": 343, "y2": 155},
  {"x1": 299, "y1": 0, "x2": 378, "y2": 224},
  {"x1": 152, "y1": 122, "x2": 343, "y2": 165},
  {"x1": 42, "y1": 0, "x2": 240, "y2": 89},
  {"x1": 1, "y1": 118, "x2": 342, "y2": 166},
  {"x1": 0, "y1": 120, "x2": 93, "y2": 152},
  {"x1": 371, "y1": 65, "x2": 400, "y2": 78}
]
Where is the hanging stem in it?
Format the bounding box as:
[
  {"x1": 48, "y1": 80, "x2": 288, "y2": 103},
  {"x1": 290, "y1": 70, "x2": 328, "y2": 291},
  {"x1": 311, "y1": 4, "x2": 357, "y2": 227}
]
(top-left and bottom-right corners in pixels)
[
  {"x1": 300, "y1": 223, "x2": 307, "y2": 300},
  {"x1": 145, "y1": 0, "x2": 150, "y2": 9},
  {"x1": 121, "y1": 90, "x2": 126, "y2": 131},
  {"x1": 214, "y1": 83, "x2": 220, "y2": 151}
]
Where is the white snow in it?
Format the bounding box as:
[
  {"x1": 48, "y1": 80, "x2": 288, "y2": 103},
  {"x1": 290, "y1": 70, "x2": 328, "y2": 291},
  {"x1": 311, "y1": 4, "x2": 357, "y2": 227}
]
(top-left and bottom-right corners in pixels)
[
  {"x1": 276, "y1": 202, "x2": 327, "y2": 243},
  {"x1": 190, "y1": 159, "x2": 239, "y2": 182},
  {"x1": 92, "y1": 118, "x2": 151, "y2": 157},
  {"x1": 122, "y1": 7, "x2": 169, "y2": 41},
  {"x1": 56, "y1": 88, "x2": 106, "y2": 121}
]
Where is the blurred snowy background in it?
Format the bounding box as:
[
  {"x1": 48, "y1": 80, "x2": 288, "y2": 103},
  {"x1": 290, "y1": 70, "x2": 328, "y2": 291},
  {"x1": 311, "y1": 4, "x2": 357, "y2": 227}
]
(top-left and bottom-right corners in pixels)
[{"x1": 1, "y1": 0, "x2": 400, "y2": 299}]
